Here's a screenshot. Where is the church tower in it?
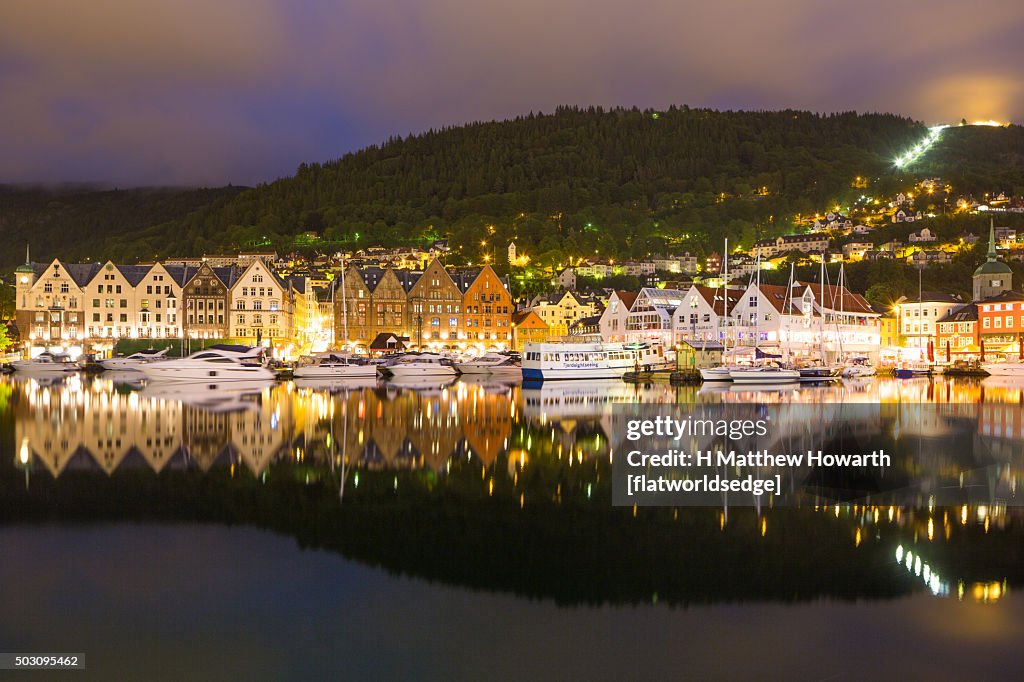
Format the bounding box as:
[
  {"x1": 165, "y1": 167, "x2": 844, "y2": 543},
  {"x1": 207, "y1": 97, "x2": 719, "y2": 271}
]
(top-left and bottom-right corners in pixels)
[
  {"x1": 14, "y1": 244, "x2": 36, "y2": 310},
  {"x1": 973, "y1": 222, "x2": 1012, "y2": 301}
]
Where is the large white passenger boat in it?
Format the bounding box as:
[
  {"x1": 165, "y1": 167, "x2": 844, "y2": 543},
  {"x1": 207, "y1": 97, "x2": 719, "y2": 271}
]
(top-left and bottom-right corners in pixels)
[
  {"x1": 293, "y1": 353, "x2": 378, "y2": 378},
  {"x1": 138, "y1": 345, "x2": 274, "y2": 382},
  {"x1": 100, "y1": 347, "x2": 171, "y2": 371},
  {"x1": 521, "y1": 342, "x2": 668, "y2": 381}
]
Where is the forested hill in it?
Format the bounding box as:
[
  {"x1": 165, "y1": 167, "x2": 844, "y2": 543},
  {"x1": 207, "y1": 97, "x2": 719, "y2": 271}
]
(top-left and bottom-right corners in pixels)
[
  {"x1": 155, "y1": 107, "x2": 925, "y2": 261},
  {"x1": 0, "y1": 185, "x2": 244, "y2": 267},
  {"x1": 916, "y1": 124, "x2": 1024, "y2": 194}
]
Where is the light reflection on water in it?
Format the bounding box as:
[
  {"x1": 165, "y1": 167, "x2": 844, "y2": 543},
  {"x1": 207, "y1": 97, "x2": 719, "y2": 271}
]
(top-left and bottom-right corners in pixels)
[
  {"x1": 1, "y1": 372, "x2": 1024, "y2": 609},
  {"x1": 8, "y1": 373, "x2": 1024, "y2": 472}
]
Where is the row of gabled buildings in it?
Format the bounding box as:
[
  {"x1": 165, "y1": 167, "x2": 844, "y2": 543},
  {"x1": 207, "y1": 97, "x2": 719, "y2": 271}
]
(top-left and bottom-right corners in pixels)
[
  {"x1": 14, "y1": 253, "x2": 303, "y2": 357},
  {"x1": 598, "y1": 281, "x2": 882, "y2": 359},
  {"x1": 334, "y1": 260, "x2": 515, "y2": 353},
  {"x1": 15, "y1": 251, "x2": 522, "y2": 358}
]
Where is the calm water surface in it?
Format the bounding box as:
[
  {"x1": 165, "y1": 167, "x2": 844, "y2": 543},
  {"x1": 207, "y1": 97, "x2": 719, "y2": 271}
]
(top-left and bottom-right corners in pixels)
[{"x1": 2, "y1": 373, "x2": 1024, "y2": 680}]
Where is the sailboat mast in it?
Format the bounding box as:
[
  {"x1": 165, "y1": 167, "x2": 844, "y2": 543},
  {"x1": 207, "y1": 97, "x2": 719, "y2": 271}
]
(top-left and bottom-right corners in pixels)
[
  {"x1": 340, "y1": 256, "x2": 348, "y2": 349},
  {"x1": 723, "y1": 238, "x2": 729, "y2": 347},
  {"x1": 819, "y1": 253, "x2": 826, "y2": 362},
  {"x1": 754, "y1": 248, "x2": 761, "y2": 355}
]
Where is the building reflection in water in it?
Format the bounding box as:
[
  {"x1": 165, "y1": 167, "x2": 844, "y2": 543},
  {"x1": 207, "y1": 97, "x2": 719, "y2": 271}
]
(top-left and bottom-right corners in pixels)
[{"x1": 6, "y1": 373, "x2": 1024, "y2": 603}]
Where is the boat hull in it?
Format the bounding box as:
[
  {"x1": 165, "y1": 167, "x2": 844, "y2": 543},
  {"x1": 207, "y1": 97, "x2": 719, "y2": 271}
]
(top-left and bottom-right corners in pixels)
[
  {"x1": 700, "y1": 367, "x2": 733, "y2": 382},
  {"x1": 982, "y1": 363, "x2": 1024, "y2": 377},
  {"x1": 293, "y1": 365, "x2": 378, "y2": 378},
  {"x1": 11, "y1": 362, "x2": 79, "y2": 373},
  {"x1": 797, "y1": 367, "x2": 842, "y2": 382},
  {"x1": 521, "y1": 365, "x2": 632, "y2": 381},
  {"x1": 387, "y1": 365, "x2": 457, "y2": 378},
  {"x1": 455, "y1": 364, "x2": 497, "y2": 374},
  {"x1": 140, "y1": 364, "x2": 275, "y2": 382},
  {"x1": 729, "y1": 368, "x2": 800, "y2": 384}
]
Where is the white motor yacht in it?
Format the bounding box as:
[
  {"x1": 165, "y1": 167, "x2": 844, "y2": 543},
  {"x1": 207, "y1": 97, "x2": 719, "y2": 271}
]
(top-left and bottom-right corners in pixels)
[
  {"x1": 11, "y1": 352, "x2": 81, "y2": 373},
  {"x1": 100, "y1": 347, "x2": 171, "y2": 371},
  {"x1": 138, "y1": 346, "x2": 274, "y2": 382},
  {"x1": 293, "y1": 353, "x2": 378, "y2": 378},
  {"x1": 982, "y1": 361, "x2": 1024, "y2": 377},
  {"x1": 384, "y1": 353, "x2": 458, "y2": 378},
  {"x1": 456, "y1": 352, "x2": 521, "y2": 376}
]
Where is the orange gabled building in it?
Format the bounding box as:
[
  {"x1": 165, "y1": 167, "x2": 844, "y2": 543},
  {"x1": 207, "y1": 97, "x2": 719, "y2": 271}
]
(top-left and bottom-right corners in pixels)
[
  {"x1": 461, "y1": 265, "x2": 513, "y2": 351},
  {"x1": 511, "y1": 310, "x2": 550, "y2": 352}
]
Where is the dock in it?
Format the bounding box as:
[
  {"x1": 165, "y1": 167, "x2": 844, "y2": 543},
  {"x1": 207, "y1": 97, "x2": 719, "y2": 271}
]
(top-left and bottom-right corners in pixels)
[{"x1": 623, "y1": 368, "x2": 702, "y2": 384}]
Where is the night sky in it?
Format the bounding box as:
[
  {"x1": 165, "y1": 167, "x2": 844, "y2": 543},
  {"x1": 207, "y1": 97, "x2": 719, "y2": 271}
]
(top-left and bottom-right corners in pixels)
[{"x1": 2, "y1": 0, "x2": 1022, "y2": 186}]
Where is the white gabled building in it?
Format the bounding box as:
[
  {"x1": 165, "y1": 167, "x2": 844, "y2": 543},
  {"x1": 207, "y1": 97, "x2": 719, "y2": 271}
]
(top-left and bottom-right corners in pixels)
[
  {"x1": 14, "y1": 258, "x2": 97, "y2": 358},
  {"x1": 85, "y1": 263, "x2": 182, "y2": 352},
  {"x1": 230, "y1": 258, "x2": 293, "y2": 345},
  {"x1": 622, "y1": 287, "x2": 687, "y2": 345},
  {"x1": 599, "y1": 290, "x2": 638, "y2": 342},
  {"x1": 672, "y1": 285, "x2": 743, "y2": 344},
  {"x1": 730, "y1": 282, "x2": 881, "y2": 359}
]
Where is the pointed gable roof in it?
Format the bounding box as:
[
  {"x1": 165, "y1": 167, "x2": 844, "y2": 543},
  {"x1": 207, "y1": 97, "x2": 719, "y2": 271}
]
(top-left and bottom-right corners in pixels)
[
  {"x1": 115, "y1": 264, "x2": 153, "y2": 287},
  {"x1": 450, "y1": 267, "x2": 483, "y2": 294},
  {"x1": 937, "y1": 303, "x2": 978, "y2": 323},
  {"x1": 613, "y1": 290, "x2": 639, "y2": 311},
  {"x1": 512, "y1": 310, "x2": 546, "y2": 327},
  {"x1": 752, "y1": 284, "x2": 792, "y2": 314},
  {"x1": 63, "y1": 262, "x2": 102, "y2": 287},
  {"x1": 212, "y1": 265, "x2": 242, "y2": 289},
  {"x1": 162, "y1": 264, "x2": 192, "y2": 287},
  {"x1": 691, "y1": 285, "x2": 742, "y2": 316},
  {"x1": 798, "y1": 283, "x2": 875, "y2": 315}
]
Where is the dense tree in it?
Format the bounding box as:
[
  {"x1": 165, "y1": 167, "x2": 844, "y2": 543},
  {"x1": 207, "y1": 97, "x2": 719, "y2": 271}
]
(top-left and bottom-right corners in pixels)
[{"x1": 2, "y1": 110, "x2": 1022, "y2": 291}]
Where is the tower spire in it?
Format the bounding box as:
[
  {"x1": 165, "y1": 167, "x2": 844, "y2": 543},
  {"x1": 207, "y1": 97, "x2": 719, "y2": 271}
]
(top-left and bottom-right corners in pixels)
[
  {"x1": 988, "y1": 219, "x2": 997, "y2": 260},
  {"x1": 25, "y1": 243, "x2": 30, "y2": 265}
]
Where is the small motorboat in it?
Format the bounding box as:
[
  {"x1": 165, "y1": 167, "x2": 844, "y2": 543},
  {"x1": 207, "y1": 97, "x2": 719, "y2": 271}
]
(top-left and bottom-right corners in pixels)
[
  {"x1": 842, "y1": 356, "x2": 877, "y2": 378},
  {"x1": 292, "y1": 353, "x2": 378, "y2": 378},
  {"x1": 893, "y1": 362, "x2": 931, "y2": 379},
  {"x1": 699, "y1": 366, "x2": 734, "y2": 382},
  {"x1": 456, "y1": 351, "x2": 522, "y2": 376},
  {"x1": 382, "y1": 353, "x2": 458, "y2": 378}
]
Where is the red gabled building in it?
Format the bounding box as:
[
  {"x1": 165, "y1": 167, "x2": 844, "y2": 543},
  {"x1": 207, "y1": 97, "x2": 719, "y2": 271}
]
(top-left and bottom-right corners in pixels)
[{"x1": 977, "y1": 291, "x2": 1024, "y2": 357}]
